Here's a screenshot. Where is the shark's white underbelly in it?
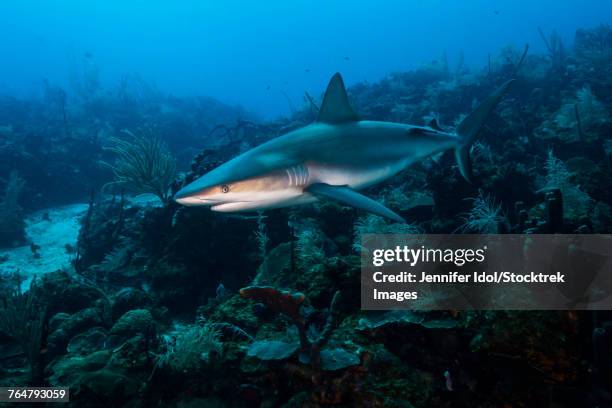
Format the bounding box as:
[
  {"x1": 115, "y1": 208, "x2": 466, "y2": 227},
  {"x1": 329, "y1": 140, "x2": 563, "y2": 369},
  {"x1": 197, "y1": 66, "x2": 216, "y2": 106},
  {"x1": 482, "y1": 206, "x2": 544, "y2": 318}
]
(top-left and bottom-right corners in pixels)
[{"x1": 212, "y1": 160, "x2": 407, "y2": 213}]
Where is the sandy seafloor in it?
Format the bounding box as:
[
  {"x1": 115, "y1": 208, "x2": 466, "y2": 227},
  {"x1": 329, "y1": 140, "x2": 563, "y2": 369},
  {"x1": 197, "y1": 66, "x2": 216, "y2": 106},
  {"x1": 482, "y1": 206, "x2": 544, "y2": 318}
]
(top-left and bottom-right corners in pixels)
[
  {"x1": 0, "y1": 203, "x2": 88, "y2": 288},
  {"x1": 0, "y1": 195, "x2": 161, "y2": 289}
]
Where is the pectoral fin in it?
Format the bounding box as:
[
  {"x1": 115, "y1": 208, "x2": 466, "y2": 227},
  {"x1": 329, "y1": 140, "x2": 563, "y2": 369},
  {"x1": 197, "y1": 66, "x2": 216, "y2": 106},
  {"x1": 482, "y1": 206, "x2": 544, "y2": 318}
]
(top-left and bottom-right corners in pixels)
[{"x1": 306, "y1": 183, "x2": 405, "y2": 223}]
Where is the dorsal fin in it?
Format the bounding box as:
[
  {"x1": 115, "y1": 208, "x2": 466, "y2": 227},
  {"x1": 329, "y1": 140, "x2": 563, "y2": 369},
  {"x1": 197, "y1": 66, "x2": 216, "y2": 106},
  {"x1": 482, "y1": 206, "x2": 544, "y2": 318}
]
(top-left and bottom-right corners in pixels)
[
  {"x1": 428, "y1": 118, "x2": 443, "y2": 131},
  {"x1": 317, "y1": 73, "x2": 359, "y2": 124}
]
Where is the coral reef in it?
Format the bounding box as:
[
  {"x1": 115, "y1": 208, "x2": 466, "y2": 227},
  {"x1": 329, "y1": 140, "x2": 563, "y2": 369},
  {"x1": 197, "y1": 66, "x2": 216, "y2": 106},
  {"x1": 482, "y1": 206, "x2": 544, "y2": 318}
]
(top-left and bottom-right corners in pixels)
[
  {"x1": 0, "y1": 171, "x2": 26, "y2": 247},
  {"x1": 540, "y1": 150, "x2": 592, "y2": 221},
  {"x1": 0, "y1": 276, "x2": 47, "y2": 384},
  {"x1": 158, "y1": 323, "x2": 222, "y2": 372},
  {"x1": 1, "y1": 23, "x2": 612, "y2": 408},
  {"x1": 103, "y1": 127, "x2": 177, "y2": 204}
]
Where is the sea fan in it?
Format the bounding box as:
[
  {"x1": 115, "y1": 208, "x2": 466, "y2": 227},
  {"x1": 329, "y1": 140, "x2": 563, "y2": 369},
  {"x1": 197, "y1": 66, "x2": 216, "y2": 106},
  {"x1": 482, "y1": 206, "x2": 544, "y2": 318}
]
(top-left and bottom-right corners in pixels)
[
  {"x1": 539, "y1": 86, "x2": 609, "y2": 141},
  {"x1": 102, "y1": 127, "x2": 176, "y2": 204},
  {"x1": 99, "y1": 241, "x2": 132, "y2": 273}
]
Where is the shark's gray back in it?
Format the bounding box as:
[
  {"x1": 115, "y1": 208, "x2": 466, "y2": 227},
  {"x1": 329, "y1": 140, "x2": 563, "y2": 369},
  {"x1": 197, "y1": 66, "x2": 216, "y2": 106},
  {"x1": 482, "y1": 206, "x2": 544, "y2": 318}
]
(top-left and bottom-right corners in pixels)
[{"x1": 190, "y1": 120, "x2": 458, "y2": 192}]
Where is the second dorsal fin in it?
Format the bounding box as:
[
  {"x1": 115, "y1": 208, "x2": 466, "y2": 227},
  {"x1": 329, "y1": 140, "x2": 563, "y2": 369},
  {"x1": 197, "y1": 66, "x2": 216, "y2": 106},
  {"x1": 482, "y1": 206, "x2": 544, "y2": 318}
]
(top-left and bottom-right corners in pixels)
[
  {"x1": 428, "y1": 118, "x2": 443, "y2": 131},
  {"x1": 317, "y1": 73, "x2": 360, "y2": 124}
]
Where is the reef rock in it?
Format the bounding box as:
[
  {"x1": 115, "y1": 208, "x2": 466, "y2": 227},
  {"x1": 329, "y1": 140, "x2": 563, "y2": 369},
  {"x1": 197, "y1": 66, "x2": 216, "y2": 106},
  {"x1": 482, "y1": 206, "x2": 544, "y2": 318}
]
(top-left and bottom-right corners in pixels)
[
  {"x1": 110, "y1": 309, "x2": 155, "y2": 337},
  {"x1": 66, "y1": 327, "x2": 110, "y2": 355},
  {"x1": 247, "y1": 340, "x2": 300, "y2": 361},
  {"x1": 110, "y1": 288, "x2": 153, "y2": 321}
]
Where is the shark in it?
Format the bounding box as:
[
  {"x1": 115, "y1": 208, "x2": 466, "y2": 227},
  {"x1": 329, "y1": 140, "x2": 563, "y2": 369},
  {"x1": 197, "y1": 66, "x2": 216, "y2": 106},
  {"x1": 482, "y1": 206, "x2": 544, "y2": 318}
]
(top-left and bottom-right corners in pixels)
[{"x1": 174, "y1": 73, "x2": 514, "y2": 222}]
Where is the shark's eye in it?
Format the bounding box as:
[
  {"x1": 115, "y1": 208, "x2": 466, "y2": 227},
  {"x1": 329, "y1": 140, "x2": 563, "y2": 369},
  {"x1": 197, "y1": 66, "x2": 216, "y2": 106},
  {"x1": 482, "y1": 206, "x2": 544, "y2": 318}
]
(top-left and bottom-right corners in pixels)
[{"x1": 221, "y1": 184, "x2": 230, "y2": 193}]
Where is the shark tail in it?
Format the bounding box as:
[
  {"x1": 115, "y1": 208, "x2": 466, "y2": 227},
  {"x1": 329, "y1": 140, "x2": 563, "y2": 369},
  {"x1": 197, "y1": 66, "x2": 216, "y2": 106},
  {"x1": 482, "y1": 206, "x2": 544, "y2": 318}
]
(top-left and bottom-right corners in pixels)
[{"x1": 455, "y1": 79, "x2": 515, "y2": 182}]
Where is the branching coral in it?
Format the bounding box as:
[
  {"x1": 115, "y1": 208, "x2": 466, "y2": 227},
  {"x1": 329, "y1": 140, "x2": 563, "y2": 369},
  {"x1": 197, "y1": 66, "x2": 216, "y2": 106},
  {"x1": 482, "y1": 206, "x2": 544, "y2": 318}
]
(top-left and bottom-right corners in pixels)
[
  {"x1": 0, "y1": 277, "x2": 47, "y2": 383},
  {"x1": 240, "y1": 286, "x2": 305, "y2": 322},
  {"x1": 539, "y1": 150, "x2": 591, "y2": 219},
  {"x1": 457, "y1": 190, "x2": 505, "y2": 233},
  {"x1": 490, "y1": 44, "x2": 530, "y2": 78},
  {"x1": 103, "y1": 127, "x2": 176, "y2": 204},
  {"x1": 295, "y1": 228, "x2": 326, "y2": 269},
  {"x1": 254, "y1": 211, "x2": 269, "y2": 263},
  {"x1": 240, "y1": 286, "x2": 342, "y2": 369},
  {"x1": 538, "y1": 27, "x2": 566, "y2": 69},
  {"x1": 0, "y1": 171, "x2": 26, "y2": 248},
  {"x1": 69, "y1": 53, "x2": 101, "y2": 101}
]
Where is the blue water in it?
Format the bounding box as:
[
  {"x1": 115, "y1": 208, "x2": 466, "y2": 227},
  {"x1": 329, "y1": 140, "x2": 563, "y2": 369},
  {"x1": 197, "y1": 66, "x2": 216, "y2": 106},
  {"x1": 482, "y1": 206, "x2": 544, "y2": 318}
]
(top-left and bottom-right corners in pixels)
[{"x1": 0, "y1": 0, "x2": 610, "y2": 119}]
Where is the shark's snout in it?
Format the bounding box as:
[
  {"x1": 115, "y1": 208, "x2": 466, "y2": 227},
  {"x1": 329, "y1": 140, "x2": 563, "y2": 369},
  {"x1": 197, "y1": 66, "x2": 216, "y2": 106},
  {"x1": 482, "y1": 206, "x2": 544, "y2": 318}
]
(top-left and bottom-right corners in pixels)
[
  {"x1": 174, "y1": 195, "x2": 206, "y2": 206},
  {"x1": 173, "y1": 186, "x2": 212, "y2": 206},
  {"x1": 173, "y1": 189, "x2": 188, "y2": 201}
]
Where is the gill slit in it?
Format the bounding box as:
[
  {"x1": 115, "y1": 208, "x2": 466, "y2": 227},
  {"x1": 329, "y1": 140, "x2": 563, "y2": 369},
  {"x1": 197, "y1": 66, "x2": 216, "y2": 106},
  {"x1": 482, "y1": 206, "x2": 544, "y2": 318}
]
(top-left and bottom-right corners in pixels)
[{"x1": 286, "y1": 164, "x2": 309, "y2": 187}]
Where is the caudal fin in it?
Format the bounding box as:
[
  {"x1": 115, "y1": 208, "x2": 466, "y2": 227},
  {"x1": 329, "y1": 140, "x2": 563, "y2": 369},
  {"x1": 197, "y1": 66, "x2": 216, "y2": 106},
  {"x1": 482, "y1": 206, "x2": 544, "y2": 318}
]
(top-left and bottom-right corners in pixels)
[{"x1": 455, "y1": 79, "x2": 515, "y2": 182}]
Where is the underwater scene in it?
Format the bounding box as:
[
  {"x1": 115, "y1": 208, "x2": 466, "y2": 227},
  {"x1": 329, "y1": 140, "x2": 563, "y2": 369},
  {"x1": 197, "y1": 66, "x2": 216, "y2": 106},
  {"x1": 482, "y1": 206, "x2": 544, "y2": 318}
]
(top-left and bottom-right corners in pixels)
[{"x1": 1, "y1": 1, "x2": 612, "y2": 406}]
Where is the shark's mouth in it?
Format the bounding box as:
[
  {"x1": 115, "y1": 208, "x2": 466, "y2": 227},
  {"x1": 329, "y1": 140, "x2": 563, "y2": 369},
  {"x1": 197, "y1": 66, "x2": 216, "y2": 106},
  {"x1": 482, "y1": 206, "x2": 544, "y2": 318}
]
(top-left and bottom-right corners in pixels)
[
  {"x1": 174, "y1": 196, "x2": 212, "y2": 206},
  {"x1": 210, "y1": 202, "x2": 251, "y2": 212}
]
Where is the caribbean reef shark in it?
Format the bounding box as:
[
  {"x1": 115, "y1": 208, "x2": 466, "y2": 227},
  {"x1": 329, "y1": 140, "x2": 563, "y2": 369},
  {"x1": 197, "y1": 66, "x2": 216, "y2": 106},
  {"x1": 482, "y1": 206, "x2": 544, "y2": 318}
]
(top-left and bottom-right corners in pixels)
[{"x1": 175, "y1": 73, "x2": 514, "y2": 222}]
